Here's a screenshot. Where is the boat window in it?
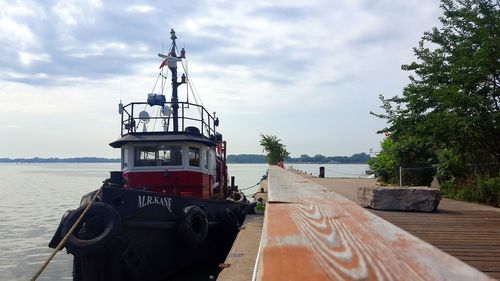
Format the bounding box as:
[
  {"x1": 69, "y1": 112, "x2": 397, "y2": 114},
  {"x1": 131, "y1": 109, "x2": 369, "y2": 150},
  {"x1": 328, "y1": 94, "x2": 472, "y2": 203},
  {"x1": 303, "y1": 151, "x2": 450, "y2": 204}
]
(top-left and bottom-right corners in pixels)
[
  {"x1": 204, "y1": 149, "x2": 209, "y2": 169},
  {"x1": 135, "y1": 146, "x2": 157, "y2": 166},
  {"x1": 159, "y1": 145, "x2": 183, "y2": 166},
  {"x1": 189, "y1": 146, "x2": 200, "y2": 167},
  {"x1": 209, "y1": 150, "x2": 216, "y2": 173},
  {"x1": 122, "y1": 147, "x2": 129, "y2": 169}
]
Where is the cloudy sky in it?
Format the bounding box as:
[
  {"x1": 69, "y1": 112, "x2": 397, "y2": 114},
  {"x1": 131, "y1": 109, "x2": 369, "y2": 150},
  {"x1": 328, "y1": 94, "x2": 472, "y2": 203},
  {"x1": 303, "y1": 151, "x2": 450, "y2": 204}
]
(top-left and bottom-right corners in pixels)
[{"x1": 0, "y1": 0, "x2": 442, "y2": 158}]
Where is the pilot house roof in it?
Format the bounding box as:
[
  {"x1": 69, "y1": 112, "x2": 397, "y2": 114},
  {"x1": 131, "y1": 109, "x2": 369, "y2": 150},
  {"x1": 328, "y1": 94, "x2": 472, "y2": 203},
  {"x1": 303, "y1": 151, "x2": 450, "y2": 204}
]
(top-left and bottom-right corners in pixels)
[{"x1": 109, "y1": 132, "x2": 216, "y2": 148}]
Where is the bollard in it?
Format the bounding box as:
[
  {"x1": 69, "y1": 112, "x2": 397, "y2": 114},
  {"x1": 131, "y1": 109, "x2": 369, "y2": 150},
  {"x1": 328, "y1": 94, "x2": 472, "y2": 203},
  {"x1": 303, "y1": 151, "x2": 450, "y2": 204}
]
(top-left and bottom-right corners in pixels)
[
  {"x1": 319, "y1": 167, "x2": 325, "y2": 178},
  {"x1": 231, "y1": 176, "x2": 238, "y2": 191}
]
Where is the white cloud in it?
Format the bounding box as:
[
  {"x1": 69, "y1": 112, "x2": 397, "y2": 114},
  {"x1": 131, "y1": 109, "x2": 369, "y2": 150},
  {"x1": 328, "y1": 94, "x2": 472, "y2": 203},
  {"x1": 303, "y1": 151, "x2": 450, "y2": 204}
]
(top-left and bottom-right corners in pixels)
[
  {"x1": 52, "y1": 1, "x2": 79, "y2": 26},
  {"x1": 0, "y1": 17, "x2": 35, "y2": 48},
  {"x1": 126, "y1": 5, "x2": 155, "y2": 13},
  {"x1": 69, "y1": 42, "x2": 129, "y2": 58},
  {"x1": 88, "y1": 0, "x2": 103, "y2": 9},
  {"x1": 52, "y1": 0, "x2": 102, "y2": 26},
  {"x1": 18, "y1": 51, "x2": 51, "y2": 65},
  {"x1": 3, "y1": 71, "x2": 48, "y2": 81},
  {"x1": 0, "y1": 0, "x2": 45, "y2": 18}
]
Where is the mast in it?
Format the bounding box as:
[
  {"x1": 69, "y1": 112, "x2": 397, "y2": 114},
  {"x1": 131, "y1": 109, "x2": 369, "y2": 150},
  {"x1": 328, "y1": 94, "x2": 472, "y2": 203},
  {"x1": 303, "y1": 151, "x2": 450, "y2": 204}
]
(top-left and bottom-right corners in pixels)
[
  {"x1": 159, "y1": 29, "x2": 186, "y2": 132},
  {"x1": 169, "y1": 29, "x2": 179, "y2": 132}
]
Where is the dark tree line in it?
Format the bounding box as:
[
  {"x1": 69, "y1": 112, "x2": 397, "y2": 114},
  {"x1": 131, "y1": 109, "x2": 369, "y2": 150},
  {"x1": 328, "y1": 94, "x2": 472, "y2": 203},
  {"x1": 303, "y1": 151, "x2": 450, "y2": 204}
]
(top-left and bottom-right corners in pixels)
[
  {"x1": 227, "y1": 153, "x2": 371, "y2": 164},
  {"x1": 287, "y1": 153, "x2": 371, "y2": 164},
  {"x1": 0, "y1": 157, "x2": 120, "y2": 163},
  {"x1": 227, "y1": 154, "x2": 268, "y2": 163}
]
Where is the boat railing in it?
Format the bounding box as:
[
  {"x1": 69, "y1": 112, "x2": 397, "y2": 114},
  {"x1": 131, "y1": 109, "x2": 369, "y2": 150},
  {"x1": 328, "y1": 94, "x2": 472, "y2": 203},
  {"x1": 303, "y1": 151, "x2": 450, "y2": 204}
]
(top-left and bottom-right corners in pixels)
[{"x1": 120, "y1": 101, "x2": 218, "y2": 138}]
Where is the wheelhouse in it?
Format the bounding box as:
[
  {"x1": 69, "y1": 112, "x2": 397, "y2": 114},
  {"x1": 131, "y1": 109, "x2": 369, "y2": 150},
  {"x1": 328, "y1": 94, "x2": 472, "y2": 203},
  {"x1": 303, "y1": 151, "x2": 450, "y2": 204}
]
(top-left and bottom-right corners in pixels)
[
  {"x1": 121, "y1": 142, "x2": 216, "y2": 172},
  {"x1": 109, "y1": 101, "x2": 227, "y2": 200},
  {"x1": 116, "y1": 142, "x2": 217, "y2": 197}
]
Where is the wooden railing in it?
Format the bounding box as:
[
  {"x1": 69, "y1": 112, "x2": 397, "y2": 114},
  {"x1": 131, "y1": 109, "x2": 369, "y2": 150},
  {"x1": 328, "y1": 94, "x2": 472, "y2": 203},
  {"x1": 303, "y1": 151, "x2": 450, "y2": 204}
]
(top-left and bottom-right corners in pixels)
[{"x1": 254, "y1": 166, "x2": 493, "y2": 280}]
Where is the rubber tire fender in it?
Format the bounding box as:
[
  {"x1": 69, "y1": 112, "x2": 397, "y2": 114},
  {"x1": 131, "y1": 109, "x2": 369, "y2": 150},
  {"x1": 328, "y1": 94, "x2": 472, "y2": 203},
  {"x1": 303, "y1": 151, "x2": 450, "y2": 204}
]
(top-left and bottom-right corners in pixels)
[
  {"x1": 223, "y1": 208, "x2": 240, "y2": 230},
  {"x1": 245, "y1": 202, "x2": 258, "y2": 215},
  {"x1": 48, "y1": 210, "x2": 74, "y2": 249},
  {"x1": 62, "y1": 202, "x2": 122, "y2": 256},
  {"x1": 177, "y1": 206, "x2": 209, "y2": 246}
]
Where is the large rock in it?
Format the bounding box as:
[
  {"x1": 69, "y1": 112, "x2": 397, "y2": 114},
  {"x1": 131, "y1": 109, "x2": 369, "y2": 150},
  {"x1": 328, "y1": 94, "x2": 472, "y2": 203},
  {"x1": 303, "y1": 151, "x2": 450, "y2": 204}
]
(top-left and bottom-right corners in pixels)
[{"x1": 358, "y1": 186, "x2": 441, "y2": 212}]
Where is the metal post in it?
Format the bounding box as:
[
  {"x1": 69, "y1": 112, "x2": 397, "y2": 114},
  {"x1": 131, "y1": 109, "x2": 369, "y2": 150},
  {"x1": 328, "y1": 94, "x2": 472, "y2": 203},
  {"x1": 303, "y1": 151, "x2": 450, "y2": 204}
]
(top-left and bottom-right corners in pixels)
[
  {"x1": 170, "y1": 67, "x2": 179, "y2": 132},
  {"x1": 230, "y1": 176, "x2": 238, "y2": 191},
  {"x1": 399, "y1": 166, "x2": 402, "y2": 187}
]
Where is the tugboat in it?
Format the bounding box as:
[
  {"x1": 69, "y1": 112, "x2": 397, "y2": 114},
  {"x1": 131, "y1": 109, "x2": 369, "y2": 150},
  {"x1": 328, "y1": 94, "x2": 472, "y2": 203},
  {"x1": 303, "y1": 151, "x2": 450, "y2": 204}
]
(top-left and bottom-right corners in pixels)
[{"x1": 48, "y1": 30, "x2": 250, "y2": 281}]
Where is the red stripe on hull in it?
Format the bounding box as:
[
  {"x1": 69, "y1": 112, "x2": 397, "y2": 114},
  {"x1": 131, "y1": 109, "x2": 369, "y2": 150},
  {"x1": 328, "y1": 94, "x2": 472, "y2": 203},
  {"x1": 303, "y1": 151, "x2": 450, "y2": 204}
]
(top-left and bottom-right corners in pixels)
[{"x1": 123, "y1": 171, "x2": 213, "y2": 199}]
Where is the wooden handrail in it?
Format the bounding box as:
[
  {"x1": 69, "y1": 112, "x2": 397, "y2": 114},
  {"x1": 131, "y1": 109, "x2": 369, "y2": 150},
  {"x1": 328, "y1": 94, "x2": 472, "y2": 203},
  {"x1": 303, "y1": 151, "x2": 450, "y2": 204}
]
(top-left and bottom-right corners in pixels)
[{"x1": 254, "y1": 166, "x2": 493, "y2": 281}]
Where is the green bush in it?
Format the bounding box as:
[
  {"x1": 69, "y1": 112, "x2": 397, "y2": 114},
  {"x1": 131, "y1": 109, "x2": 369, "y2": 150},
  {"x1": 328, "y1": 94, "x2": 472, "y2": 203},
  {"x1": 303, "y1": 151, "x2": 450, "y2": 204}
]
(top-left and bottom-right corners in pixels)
[
  {"x1": 439, "y1": 179, "x2": 455, "y2": 198},
  {"x1": 440, "y1": 177, "x2": 500, "y2": 207},
  {"x1": 455, "y1": 186, "x2": 478, "y2": 202},
  {"x1": 477, "y1": 177, "x2": 500, "y2": 207},
  {"x1": 435, "y1": 148, "x2": 466, "y2": 182},
  {"x1": 368, "y1": 138, "x2": 398, "y2": 184},
  {"x1": 254, "y1": 203, "x2": 266, "y2": 215}
]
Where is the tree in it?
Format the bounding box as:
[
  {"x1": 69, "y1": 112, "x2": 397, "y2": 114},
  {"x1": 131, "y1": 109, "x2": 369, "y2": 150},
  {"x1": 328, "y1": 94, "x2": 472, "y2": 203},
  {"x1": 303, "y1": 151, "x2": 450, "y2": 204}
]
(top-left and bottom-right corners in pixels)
[
  {"x1": 299, "y1": 154, "x2": 312, "y2": 162},
  {"x1": 313, "y1": 154, "x2": 327, "y2": 163},
  {"x1": 371, "y1": 0, "x2": 499, "y2": 186},
  {"x1": 349, "y1": 153, "x2": 371, "y2": 164},
  {"x1": 259, "y1": 134, "x2": 290, "y2": 165},
  {"x1": 367, "y1": 138, "x2": 398, "y2": 183}
]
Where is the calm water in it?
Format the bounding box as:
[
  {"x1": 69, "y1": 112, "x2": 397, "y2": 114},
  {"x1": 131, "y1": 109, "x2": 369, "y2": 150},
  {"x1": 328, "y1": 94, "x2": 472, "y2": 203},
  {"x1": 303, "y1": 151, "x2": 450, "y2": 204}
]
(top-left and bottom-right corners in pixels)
[
  {"x1": 0, "y1": 163, "x2": 367, "y2": 280},
  {"x1": 287, "y1": 163, "x2": 370, "y2": 178}
]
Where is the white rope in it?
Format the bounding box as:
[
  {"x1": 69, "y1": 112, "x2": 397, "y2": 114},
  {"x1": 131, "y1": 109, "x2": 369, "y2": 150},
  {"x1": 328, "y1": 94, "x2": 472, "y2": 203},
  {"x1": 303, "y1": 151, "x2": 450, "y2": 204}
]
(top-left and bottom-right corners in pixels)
[
  {"x1": 180, "y1": 59, "x2": 213, "y2": 133},
  {"x1": 180, "y1": 59, "x2": 204, "y2": 106}
]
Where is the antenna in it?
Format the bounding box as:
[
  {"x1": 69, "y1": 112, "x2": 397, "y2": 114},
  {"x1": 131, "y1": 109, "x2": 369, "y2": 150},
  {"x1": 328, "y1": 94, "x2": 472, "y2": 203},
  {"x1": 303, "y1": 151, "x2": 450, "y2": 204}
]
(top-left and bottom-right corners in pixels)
[
  {"x1": 186, "y1": 58, "x2": 189, "y2": 103},
  {"x1": 118, "y1": 79, "x2": 123, "y2": 115}
]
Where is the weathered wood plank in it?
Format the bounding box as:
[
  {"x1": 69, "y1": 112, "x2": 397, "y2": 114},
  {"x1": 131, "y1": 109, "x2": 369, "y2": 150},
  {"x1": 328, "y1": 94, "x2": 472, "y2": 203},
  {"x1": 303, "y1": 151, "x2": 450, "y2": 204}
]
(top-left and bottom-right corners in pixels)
[
  {"x1": 305, "y1": 177, "x2": 500, "y2": 279},
  {"x1": 256, "y1": 166, "x2": 494, "y2": 281}
]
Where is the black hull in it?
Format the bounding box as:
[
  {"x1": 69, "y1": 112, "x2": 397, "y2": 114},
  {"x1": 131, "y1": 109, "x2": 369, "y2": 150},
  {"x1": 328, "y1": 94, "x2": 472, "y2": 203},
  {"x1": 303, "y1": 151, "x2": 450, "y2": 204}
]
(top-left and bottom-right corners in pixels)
[{"x1": 50, "y1": 187, "x2": 249, "y2": 281}]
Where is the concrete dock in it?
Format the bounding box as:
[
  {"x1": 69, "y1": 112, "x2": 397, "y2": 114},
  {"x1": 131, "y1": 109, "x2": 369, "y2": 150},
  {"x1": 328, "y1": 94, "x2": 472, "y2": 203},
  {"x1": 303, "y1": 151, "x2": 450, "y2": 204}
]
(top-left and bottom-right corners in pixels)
[
  {"x1": 219, "y1": 167, "x2": 500, "y2": 280},
  {"x1": 218, "y1": 180, "x2": 267, "y2": 281},
  {"x1": 216, "y1": 215, "x2": 264, "y2": 280}
]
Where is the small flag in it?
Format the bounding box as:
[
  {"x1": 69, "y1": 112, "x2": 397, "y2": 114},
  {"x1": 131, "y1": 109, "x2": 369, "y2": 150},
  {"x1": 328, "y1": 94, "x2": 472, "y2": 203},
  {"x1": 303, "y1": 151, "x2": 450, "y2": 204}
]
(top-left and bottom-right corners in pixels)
[{"x1": 159, "y1": 59, "x2": 167, "y2": 69}]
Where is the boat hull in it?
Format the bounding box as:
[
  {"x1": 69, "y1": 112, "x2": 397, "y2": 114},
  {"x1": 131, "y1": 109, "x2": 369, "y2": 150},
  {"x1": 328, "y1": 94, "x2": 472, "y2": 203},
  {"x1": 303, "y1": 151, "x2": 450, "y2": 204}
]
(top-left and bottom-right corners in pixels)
[{"x1": 50, "y1": 187, "x2": 248, "y2": 281}]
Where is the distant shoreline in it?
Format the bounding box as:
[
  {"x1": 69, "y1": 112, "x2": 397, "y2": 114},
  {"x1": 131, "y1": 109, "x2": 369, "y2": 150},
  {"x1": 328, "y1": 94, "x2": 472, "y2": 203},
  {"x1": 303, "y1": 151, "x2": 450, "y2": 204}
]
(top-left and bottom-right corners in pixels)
[
  {"x1": 0, "y1": 153, "x2": 370, "y2": 164},
  {"x1": 0, "y1": 157, "x2": 120, "y2": 163}
]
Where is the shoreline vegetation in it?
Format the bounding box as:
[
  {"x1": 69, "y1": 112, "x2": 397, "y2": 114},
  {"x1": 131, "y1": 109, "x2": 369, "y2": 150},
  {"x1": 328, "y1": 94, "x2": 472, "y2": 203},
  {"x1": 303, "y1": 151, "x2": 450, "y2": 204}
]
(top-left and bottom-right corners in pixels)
[
  {"x1": 368, "y1": 0, "x2": 499, "y2": 207},
  {"x1": 228, "y1": 153, "x2": 370, "y2": 164},
  {"x1": 0, "y1": 153, "x2": 371, "y2": 164},
  {"x1": 0, "y1": 157, "x2": 120, "y2": 163}
]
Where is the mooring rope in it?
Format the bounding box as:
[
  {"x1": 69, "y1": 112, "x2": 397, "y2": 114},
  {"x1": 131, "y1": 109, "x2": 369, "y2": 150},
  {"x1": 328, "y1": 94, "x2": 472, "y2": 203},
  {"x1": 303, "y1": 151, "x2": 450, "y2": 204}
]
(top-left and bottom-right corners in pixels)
[
  {"x1": 30, "y1": 184, "x2": 105, "y2": 281},
  {"x1": 324, "y1": 167, "x2": 364, "y2": 177},
  {"x1": 239, "y1": 181, "x2": 261, "y2": 191}
]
